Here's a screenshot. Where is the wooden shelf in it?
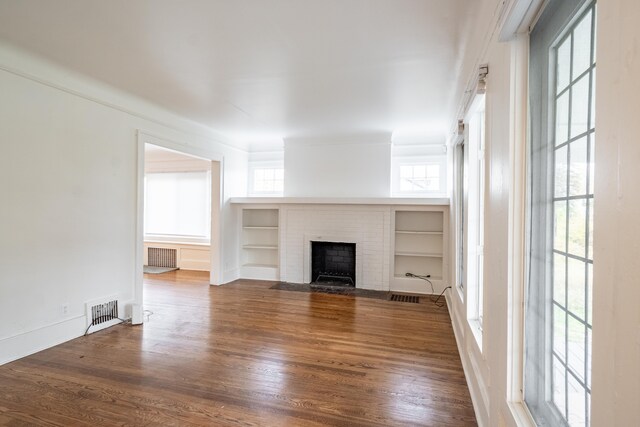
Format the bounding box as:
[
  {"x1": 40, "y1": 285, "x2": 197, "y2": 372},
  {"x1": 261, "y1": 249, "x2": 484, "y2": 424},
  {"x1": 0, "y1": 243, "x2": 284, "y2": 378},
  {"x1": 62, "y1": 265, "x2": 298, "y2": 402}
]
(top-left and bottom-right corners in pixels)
[
  {"x1": 243, "y1": 226, "x2": 278, "y2": 230},
  {"x1": 395, "y1": 252, "x2": 443, "y2": 258}
]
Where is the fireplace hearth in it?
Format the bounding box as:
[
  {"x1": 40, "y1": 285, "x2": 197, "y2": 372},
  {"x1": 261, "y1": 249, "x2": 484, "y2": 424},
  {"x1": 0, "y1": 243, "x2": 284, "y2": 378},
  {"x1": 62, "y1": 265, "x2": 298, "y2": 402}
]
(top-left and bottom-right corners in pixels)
[{"x1": 311, "y1": 241, "x2": 356, "y2": 287}]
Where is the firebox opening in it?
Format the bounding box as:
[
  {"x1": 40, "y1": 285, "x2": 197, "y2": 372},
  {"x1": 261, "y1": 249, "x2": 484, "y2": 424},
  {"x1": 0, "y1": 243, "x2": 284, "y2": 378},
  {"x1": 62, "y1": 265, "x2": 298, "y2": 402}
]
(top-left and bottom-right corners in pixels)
[{"x1": 311, "y1": 241, "x2": 356, "y2": 287}]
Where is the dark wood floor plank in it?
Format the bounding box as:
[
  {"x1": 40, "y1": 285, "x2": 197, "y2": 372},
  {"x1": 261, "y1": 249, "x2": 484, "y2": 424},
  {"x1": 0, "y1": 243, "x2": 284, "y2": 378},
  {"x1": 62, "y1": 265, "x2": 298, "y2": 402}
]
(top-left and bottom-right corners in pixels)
[{"x1": 0, "y1": 270, "x2": 476, "y2": 426}]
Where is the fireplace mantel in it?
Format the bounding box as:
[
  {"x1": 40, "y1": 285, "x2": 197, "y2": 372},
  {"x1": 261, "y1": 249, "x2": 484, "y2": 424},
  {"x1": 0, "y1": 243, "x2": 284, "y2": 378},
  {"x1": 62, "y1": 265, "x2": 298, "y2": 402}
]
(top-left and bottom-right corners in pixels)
[{"x1": 230, "y1": 197, "x2": 449, "y2": 206}]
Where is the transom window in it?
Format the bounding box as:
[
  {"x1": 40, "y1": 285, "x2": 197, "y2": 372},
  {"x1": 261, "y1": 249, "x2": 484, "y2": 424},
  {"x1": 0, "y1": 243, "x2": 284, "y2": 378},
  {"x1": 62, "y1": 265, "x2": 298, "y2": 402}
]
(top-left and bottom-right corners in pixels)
[
  {"x1": 399, "y1": 164, "x2": 440, "y2": 192},
  {"x1": 252, "y1": 168, "x2": 284, "y2": 194}
]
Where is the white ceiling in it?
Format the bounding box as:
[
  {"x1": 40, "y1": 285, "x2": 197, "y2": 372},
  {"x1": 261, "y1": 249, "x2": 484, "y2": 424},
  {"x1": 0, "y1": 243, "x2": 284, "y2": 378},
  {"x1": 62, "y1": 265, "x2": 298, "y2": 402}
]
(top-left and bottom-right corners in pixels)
[{"x1": 0, "y1": 0, "x2": 476, "y2": 149}]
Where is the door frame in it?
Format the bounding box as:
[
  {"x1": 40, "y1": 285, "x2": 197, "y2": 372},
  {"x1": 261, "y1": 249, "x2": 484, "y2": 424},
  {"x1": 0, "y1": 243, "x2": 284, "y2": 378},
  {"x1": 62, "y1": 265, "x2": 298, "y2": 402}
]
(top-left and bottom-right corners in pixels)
[{"x1": 134, "y1": 131, "x2": 224, "y2": 307}]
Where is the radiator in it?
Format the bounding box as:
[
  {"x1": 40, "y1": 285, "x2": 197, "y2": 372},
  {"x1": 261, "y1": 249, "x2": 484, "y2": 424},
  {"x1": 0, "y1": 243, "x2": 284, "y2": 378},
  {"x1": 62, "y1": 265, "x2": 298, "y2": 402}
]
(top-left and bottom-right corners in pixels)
[{"x1": 148, "y1": 247, "x2": 177, "y2": 268}]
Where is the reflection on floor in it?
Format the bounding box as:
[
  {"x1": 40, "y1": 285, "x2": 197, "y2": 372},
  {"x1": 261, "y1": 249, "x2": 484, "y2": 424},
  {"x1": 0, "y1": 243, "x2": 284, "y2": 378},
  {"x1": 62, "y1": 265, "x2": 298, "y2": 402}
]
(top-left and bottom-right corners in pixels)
[{"x1": 0, "y1": 270, "x2": 476, "y2": 426}]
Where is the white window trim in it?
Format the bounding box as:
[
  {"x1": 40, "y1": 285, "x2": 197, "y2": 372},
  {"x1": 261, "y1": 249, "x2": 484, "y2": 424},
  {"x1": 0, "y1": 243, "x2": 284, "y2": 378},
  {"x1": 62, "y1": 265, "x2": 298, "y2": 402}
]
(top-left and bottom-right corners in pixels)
[{"x1": 464, "y1": 93, "x2": 486, "y2": 342}]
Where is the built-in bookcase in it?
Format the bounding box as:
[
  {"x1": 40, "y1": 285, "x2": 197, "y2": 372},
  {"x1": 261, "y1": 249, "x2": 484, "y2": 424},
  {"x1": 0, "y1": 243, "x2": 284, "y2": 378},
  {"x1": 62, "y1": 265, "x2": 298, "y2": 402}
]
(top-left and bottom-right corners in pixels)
[
  {"x1": 241, "y1": 208, "x2": 279, "y2": 279},
  {"x1": 392, "y1": 209, "x2": 446, "y2": 293}
]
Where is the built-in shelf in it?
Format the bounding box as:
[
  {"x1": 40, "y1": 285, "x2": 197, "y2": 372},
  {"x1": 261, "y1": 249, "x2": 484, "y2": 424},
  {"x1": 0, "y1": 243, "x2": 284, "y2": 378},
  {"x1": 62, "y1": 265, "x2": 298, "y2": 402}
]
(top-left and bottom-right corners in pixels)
[
  {"x1": 395, "y1": 252, "x2": 443, "y2": 258},
  {"x1": 243, "y1": 263, "x2": 278, "y2": 268},
  {"x1": 395, "y1": 230, "x2": 443, "y2": 235},
  {"x1": 243, "y1": 245, "x2": 278, "y2": 250},
  {"x1": 394, "y1": 274, "x2": 443, "y2": 281},
  {"x1": 241, "y1": 208, "x2": 279, "y2": 279},
  {"x1": 392, "y1": 209, "x2": 445, "y2": 292},
  {"x1": 243, "y1": 226, "x2": 278, "y2": 230}
]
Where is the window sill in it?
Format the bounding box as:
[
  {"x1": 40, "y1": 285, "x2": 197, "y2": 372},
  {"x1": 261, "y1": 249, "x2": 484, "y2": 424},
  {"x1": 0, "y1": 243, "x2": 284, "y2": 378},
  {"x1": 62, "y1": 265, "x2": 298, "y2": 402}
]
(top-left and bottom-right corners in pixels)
[
  {"x1": 144, "y1": 235, "x2": 210, "y2": 246},
  {"x1": 507, "y1": 401, "x2": 536, "y2": 427},
  {"x1": 468, "y1": 318, "x2": 483, "y2": 350}
]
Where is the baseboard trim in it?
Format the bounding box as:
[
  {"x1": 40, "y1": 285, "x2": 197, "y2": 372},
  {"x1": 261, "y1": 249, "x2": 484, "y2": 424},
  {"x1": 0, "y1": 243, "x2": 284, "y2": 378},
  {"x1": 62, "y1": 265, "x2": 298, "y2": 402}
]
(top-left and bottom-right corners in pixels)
[
  {"x1": 0, "y1": 315, "x2": 86, "y2": 366},
  {"x1": 447, "y1": 293, "x2": 487, "y2": 427}
]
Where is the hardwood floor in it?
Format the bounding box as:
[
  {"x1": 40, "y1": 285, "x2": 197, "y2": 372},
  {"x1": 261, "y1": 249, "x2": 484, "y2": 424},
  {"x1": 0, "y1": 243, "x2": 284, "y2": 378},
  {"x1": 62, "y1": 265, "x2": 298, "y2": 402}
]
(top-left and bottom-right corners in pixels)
[{"x1": 0, "y1": 270, "x2": 476, "y2": 426}]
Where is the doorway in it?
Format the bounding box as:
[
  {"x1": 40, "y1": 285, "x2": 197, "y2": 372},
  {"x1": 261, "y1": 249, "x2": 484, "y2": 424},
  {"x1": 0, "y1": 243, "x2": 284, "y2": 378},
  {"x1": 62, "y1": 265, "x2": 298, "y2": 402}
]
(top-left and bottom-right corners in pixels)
[{"x1": 134, "y1": 132, "x2": 223, "y2": 312}]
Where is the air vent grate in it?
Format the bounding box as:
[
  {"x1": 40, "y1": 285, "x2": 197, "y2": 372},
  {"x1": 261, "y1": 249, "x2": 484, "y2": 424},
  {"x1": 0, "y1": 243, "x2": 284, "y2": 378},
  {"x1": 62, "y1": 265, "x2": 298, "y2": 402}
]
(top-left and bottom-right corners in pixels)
[
  {"x1": 85, "y1": 296, "x2": 121, "y2": 335},
  {"x1": 148, "y1": 247, "x2": 177, "y2": 268},
  {"x1": 91, "y1": 300, "x2": 119, "y2": 326},
  {"x1": 390, "y1": 294, "x2": 420, "y2": 304}
]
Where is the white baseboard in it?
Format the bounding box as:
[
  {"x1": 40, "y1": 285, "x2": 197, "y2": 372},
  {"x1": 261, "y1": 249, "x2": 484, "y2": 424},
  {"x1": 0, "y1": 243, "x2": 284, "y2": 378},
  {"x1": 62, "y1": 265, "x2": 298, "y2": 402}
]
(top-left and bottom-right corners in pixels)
[
  {"x1": 222, "y1": 268, "x2": 239, "y2": 284},
  {"x1": 0, "y1": 315, "x2": 86, "y2": 366},
  {"x1": 446, "y1": 293, "x2": 487, "y2": 427},
  {"x1": 0, "y1": 299, "x2": 136, "y2": 366}
]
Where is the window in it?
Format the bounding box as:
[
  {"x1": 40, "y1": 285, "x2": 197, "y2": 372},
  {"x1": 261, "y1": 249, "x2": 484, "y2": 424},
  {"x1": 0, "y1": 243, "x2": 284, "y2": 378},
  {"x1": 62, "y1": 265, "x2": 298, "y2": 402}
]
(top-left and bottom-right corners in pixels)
[
  {"x1": 455, "y1": 141, "x2": 465, "y2": 292},
  {"x1": 526, "y1": 1, "x2": 595, "y2": 425},
  {"x1": 399, "y1": 163, "x2": 440, "y2": 192},
  {"x1": 248, "y1": 161, "x2": 284, "y2": 196},
  {"x1": 465, "y1": 96, "x2": 486, "y2": 332},
  {"x1": 144, "y1": 171, "x2": 211, "y2": 242},
  {"x1": 392, "y1": 155, "x2": 447, "y2": 196}
]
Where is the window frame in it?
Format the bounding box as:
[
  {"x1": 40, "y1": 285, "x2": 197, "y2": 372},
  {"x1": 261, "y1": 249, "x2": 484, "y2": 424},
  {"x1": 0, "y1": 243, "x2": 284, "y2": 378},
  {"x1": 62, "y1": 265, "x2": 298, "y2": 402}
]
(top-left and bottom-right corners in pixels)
[
  {"x1": 464, "y1": 93, "x2": 487, "y2": 342},
  {"x1": 391, "y1": 155, "x2": 447, "y2": 197},
  {"x1": 525, "y1": 1, "x2": 596, "y2": 425},
  {"x1": 248, "y1": 160, "x2": 284, "y2": 196}
]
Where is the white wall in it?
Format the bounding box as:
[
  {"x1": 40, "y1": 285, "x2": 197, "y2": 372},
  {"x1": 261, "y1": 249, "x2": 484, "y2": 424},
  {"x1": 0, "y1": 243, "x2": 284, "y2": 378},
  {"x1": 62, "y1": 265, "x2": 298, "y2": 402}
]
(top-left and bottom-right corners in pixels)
[
  {"x1": 448, "y1": 6, "x2": 515, "y2": 426},
  {"x1": 447, "y1": 1, "x2": 640, "y2": 426},
  {"x1": 591, "y1": 0, "x2": 640, "y2": 424},
  {"x1": 0, "y1": 42, "x2": 247, "y2": 365},
  {"x1": 283, "y1": 134, "x2": 391, "y2": 198}
]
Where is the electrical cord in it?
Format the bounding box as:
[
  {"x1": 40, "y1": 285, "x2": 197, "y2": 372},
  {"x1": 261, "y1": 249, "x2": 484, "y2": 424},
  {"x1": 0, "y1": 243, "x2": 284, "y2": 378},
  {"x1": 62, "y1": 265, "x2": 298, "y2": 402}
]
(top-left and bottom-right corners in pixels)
[
  {"x1": 84, "y1": 317, "x2": 130, "y2": 336},
  {"x1": 405, "y1": 272, "x2": 452, "y2": 308}
]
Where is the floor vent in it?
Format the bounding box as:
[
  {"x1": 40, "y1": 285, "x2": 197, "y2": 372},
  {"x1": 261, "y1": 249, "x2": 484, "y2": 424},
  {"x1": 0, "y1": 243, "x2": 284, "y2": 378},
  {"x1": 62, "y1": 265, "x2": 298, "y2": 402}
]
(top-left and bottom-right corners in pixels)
[
  {"x1": 85, "y1": 296, "x2": 121, "y2": 334},
  {"x1": 390, "y1": 294, "x2": 420, "y2": 304},
  {"x1": 148, "y1": 247, "x2": 177, "y2": 268}
]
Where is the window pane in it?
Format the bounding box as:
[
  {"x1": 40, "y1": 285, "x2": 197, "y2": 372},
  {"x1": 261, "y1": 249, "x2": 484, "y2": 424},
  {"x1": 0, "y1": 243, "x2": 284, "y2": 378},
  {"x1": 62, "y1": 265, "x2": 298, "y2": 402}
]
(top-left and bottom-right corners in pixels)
[
  {"x1": 572, "y1": 10, "x2": 593, "y2": 81},
  {"x1": 555, "y1": 145, "x2": 568, "y2": 197},
  {"x1": 590, "y1": 70, "x2": 596, "y2": 128},
  {"x1": 587, "y1": 328, "x2": 592, "y2": 388},
  {"x1": 557, "y1": 35, "x2": 572, "y2": 92},
  {"x1": 568, "y1": 373, "x2": 587, "y2": 426},
  {"x1": 554, "y1": 253, "x2": 567, "y2": 306},
  {"x1": 554, "y1": 201, "x2": 567, "y2": 252},
  {"x1": 569, "y1": 137, "x2": 588, "y2": 196},
  {"x1": 567, "y1": 315, "x2": 586, "y2": 381},
  {"x1": 568, "y1": 257, "x2": 586, "y2": 319},
  {"x1": 589, "y1": 134, "x2": 595, "y2": 195},
  {"x1": 553, "y1": 355, "x2": 567, "y2": 417},
  {"x1": 556, "y1": 91, "x2": 570, "y2": 145},
  {"x1": 568, "y1": 199, "x2": 587, "y2": 257},
  {"x1": 588, "y1": 199, "x2": 594, "y2": 260},
  {"x1": 570, "y1": 75, "x2": 590, "y2": 138},
  {"x1": 587, "y1": 263, "x2": 593, "y2": 325},
  {"x1": 554, "y1": 305, "x2": 567, "y2": 360}
]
